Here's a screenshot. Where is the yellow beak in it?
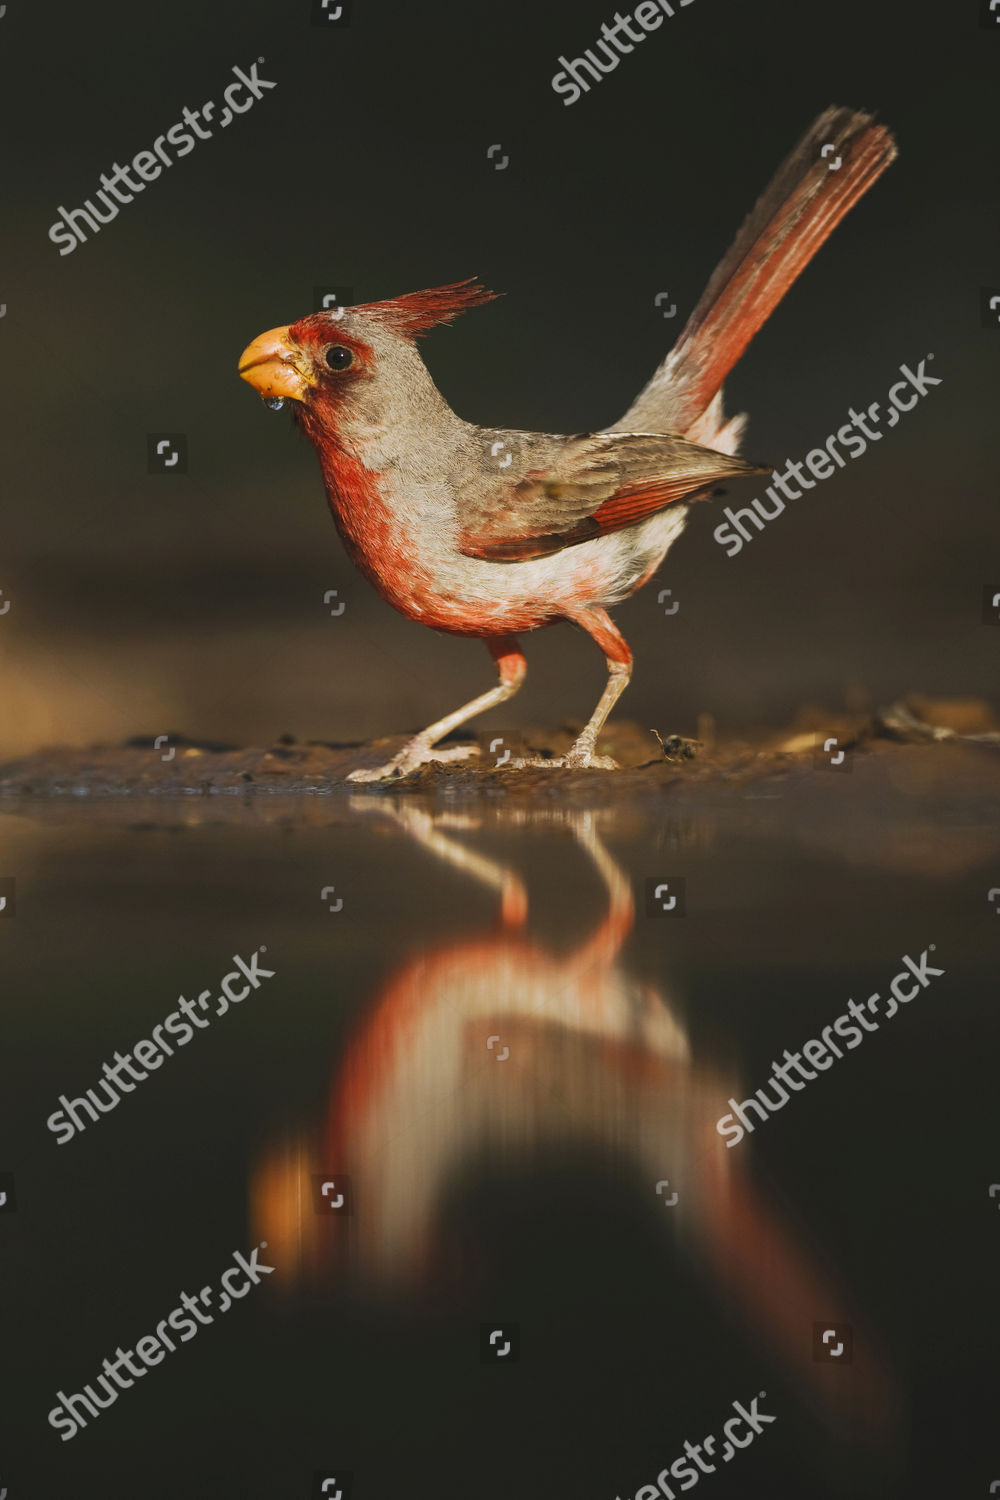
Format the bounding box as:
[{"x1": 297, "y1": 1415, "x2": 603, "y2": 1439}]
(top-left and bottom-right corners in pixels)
[{"x1": 237, "y1": 326, "x2": 316, "y2": 401}]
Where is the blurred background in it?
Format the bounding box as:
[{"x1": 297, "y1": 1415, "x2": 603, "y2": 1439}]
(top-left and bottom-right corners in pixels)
[
  {"x1": 0, "y1": 0, "x2": 996, "y2": 757},
  {"x1": 3, "y1": 9, "x2": 999, "y2": 1495}
]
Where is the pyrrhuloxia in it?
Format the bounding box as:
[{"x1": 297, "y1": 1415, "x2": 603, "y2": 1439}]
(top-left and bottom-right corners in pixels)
[{"x1": 239, "y1": 106, "x2": 896, "y2": 780}]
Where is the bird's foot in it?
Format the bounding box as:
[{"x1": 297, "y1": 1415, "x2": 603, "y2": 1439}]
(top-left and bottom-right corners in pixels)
[
  {"x1": 347, "y1": 740, "x2": 478, "y2": 783},
  {"x1": 508, "y1": 743, "x2": 619, "y2": 771},
  {"x1": 561, "y1": 744, "x2": 620, "y2": 770}
]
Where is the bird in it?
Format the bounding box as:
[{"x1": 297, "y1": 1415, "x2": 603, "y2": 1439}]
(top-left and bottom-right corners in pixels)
[{"x1": 238, "y1": 106, "x2": 896, "y2": 781}]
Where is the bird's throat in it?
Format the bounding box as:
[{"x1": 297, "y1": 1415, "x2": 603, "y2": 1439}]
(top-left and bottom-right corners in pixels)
[{"x1": 315, "y1": 440, "x2": 422, "y2": 597}]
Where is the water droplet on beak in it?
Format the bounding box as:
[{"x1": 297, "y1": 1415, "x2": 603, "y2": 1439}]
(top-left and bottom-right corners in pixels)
[{"x1": 265, "y1": 397, "x2": 285, "y2": 411}]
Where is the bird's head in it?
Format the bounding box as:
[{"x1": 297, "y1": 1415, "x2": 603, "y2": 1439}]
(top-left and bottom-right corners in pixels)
[{"x1": 237, "y1": 277, "x2": 498, "y2": 449}]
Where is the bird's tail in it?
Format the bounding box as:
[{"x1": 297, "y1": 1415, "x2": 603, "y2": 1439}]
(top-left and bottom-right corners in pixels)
[{"x1": 609, "y1": 107, "x2": 897, "y2": 450}]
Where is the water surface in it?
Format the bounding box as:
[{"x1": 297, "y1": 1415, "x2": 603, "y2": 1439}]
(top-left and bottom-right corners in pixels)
[{"x1": 2, "y1": 760, "x2": 997, "y2": 1498}]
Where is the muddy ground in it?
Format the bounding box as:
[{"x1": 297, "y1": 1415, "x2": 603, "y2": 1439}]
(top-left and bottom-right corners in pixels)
[{"x1": 1, "y1": 695, "x2": 998, "y2": 810}]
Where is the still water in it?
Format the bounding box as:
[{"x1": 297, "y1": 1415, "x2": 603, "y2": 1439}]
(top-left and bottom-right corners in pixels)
[{"x1": 1, "y1": 757, "x2": 997, "y2": 1498}]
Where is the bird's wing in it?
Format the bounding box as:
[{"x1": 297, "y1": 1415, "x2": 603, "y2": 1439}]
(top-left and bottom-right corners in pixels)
[{"x1": 458, "y1": 431, "x2": 768, "y2": 563}]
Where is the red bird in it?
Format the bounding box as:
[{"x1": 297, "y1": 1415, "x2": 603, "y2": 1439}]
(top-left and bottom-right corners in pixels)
[{"x1": 239, "y1": 106, "x2": 895, "y2": 781}]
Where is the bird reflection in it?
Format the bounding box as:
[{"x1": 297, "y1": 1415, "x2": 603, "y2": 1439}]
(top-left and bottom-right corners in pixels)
[{"x1": 252, "y1": 801, "x2": 901, "y2": 1452}]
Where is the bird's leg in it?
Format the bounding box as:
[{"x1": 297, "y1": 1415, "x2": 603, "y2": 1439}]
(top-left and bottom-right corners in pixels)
[
  {"x1": 512, "y1": 607, "x2": 632, "y2": 771},
  {"x1": 562, "y1": 607, "x2": 633, "y2": 769},
  {"x1": 347, "y1": 635, "x2": 527, "y2": 782}
]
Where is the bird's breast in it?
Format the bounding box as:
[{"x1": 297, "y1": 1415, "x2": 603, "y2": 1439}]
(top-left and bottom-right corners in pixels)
[
  {"x1": 315, "y1": 446, "x2": 537, "y2": 634},
  {"x1": 316, "y1": 447, "x2": 683, "y2": 636}
]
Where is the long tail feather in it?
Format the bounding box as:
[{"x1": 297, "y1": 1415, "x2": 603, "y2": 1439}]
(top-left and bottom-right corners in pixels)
[{"x1": 610, "y1": 106, "x2": 897, "y2": 442}]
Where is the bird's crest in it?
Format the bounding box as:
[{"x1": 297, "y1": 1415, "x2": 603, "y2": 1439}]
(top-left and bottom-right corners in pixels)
[{"x1": 358, "y1": 277, "x2": 499, "y2": 336}]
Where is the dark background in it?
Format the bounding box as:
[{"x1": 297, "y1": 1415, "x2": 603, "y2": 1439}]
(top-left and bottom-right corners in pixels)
[
  {"x1": 0, "y1": 0, "x2": 996, "y2": 756},
  {"x1": 2, "y1": 7, "x2": 1000, "y2": 1495}
]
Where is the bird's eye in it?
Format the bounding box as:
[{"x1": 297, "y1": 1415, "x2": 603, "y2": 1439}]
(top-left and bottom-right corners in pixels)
[{"x1": 324, "y1": 345, "x2": 354, "y2": 371}]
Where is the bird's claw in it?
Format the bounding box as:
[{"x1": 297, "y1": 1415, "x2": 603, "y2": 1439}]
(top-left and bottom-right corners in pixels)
[
  {"x1": 347, "y1": 738, "x2": 620, "y2": 780},
  {"x1": 346, "y1": 764, "x2": 406, "y2": 784},
  {"x1": 561, "y1": 747, "x2": 620, "y2": 770},
  {"x1": 346, "y1": 742, "x2": 478, "y2": 782},
  {"x1": 506, "y1": 747, "x2": 620, "y2": 771}
]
